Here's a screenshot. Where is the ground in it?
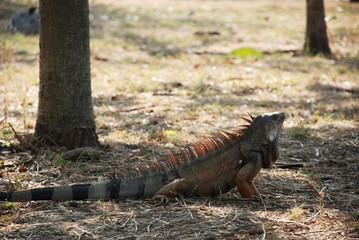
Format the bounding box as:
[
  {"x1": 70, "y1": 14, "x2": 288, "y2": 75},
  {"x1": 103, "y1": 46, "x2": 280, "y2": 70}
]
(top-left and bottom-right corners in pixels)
[{"x1": 0, "y1": 0, "x2": 358, "y2": 239}]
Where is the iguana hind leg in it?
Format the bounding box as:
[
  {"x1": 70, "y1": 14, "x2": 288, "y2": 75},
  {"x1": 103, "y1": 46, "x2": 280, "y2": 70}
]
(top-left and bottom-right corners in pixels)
[
  {"x1": 235, "y1": 152, "x2": 262, "y2": 198},
  {"x1": 154, "y1": 178, "x2": 188, "y2": 198},
  {"x1": 143, "y1": 179, "x2": 189, "y2": 205}
]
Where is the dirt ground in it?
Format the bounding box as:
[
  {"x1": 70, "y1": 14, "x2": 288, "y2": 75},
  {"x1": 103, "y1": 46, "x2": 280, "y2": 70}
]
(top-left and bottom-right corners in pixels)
[{"x1": 0, "y1": 0, "x2": 358, "y2": 239}]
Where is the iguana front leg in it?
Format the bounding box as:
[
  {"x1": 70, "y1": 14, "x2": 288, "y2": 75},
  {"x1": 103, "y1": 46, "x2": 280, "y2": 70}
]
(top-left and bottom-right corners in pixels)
[{"x1": 235, "y1": 152, "x2": 263, "y2": 198}]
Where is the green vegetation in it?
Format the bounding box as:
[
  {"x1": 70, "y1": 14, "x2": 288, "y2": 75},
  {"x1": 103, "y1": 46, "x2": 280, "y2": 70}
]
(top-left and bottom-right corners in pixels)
[
  {"x1": 54, "y1": 154, "x2": 70, "y2": 167},
  {"x1": 287, "y1": 127, "x2": 311, "y2": 139},
  {"x1": 288, "y1": 204, "x2": 306, "y2": 220},
  {"x1": 230, "y1": 47, "x2": 264, "y2": 58},
  {"x1": 3, "y1": 202, "x2": 19, "y2": 213}
]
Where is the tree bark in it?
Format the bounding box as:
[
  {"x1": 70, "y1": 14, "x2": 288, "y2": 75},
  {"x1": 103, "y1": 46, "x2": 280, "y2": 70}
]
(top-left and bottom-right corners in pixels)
[
  {"x1": 35, "y1": 0, "x2": 98, "y2": 149},
  {"x1": 303, "y1": 0, "x2": 331, "y2": 57}
]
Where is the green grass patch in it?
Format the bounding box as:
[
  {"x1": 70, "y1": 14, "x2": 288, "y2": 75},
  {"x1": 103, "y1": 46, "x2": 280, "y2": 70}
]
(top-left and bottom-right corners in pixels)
[
  {"x1": 287, "y1": 127, "x2": 311, "y2": 139},
  {"x1": 3, "y1": 202, "x2": 20, "y2": 213},
  {"x1": 54, "y1": 154, "x2": 71, "y2": 167},
  {"x1": 230, "y1": 47, "x2": 264, "y2": 59},
  {"x1": 0, "y1": 202, "x2": 20, "y2": 223},
  {"x1": 161, "y1": 130, "x2": 181, "y2": 144},
  {"x1": 288, "y1": 204, "x2": 306, "y2": 220}
]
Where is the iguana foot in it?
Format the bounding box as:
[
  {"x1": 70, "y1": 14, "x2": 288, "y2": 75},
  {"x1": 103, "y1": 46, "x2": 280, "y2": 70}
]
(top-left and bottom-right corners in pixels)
[
  {"x1": 153, "y1": 194, "x2": 170, "y2": 205},
  {"x1": 143, "y1": 195, "x2": 170, "y2": 206},
  {"x1": 248, "y1": 182, "x2": 259, "y2": 196}
]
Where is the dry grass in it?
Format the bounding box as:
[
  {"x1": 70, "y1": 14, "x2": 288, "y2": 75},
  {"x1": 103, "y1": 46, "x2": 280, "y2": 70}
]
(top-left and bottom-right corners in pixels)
[{"x1": 1, "y1": 0, "x2": 358, "y2": 239}]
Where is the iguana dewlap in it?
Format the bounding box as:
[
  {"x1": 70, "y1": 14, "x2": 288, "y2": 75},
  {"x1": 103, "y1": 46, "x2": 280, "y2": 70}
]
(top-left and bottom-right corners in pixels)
[{"x1": 0, "y1": 112, "x2": 285, "y2": 202}]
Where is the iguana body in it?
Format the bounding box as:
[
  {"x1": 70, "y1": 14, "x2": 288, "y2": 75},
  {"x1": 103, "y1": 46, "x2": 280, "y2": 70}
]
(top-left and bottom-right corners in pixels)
[{"x1": 0, "y1": 112, "x2": 285, "y2": 202}]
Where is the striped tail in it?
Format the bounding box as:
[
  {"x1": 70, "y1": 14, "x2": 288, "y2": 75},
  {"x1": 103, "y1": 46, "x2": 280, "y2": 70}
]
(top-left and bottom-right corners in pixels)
[{"x1": 0, "y1": 182, "x2": 109, "y2": 202}]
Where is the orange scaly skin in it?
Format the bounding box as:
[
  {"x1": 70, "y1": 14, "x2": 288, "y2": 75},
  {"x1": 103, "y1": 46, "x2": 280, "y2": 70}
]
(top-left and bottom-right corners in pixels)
[{"x1": 0, "y1": 112, "x2": 285, "y2": 202}]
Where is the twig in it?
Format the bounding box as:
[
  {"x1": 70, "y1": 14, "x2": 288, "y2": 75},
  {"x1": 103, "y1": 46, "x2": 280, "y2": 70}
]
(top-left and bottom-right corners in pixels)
[
  {"x1": 264, "y1": 216, "x2": 310, "y2": 229},
  {"x1": 275, "y1": 163, "x2": 304, "y2": 169},
  {"x1": 261, "y1": 223, "x2": 266, "y2": 240},
  {"x1": 305, "y1": 211, "x2": 320, "y2": 223},
  {"x1": 26, "y1": 231, "x2": 33, "y2": 240},
  {"x1": 153, "y1": 92, "x2": 178, "y2": 96},
  {"x1": 258, "y1": 194, "x2": 267, "y2": 211},
  {"x1": 133, "y1": 215, "x2": 138, "y2": 232},
  {"x1": 186, "y1": 208, "x2": 194, "y2": 219},
  {"x1": 71, "y1": 224, "x2": 98, "y2": 239},
  {"x1": 320, "y1": 159, "x2": 358, "y2": 164},
  {"x1": 237, "y1": 226, "x2": 266, "y2": 235},
  {"x1": 118, "y1": 213, "x2": 134, "y2": 229},
  {"x1": 8, "y1": 122, "x2": 36, "y2": 150},
  {"x1": 8, "y1": 123, "x2": 25, "y2": 146},
  {"x1": 152, "y1": 214, "x2": 170, "y2": 225},
  {"x1": 122, "y1": 104, "x2": 154, "y2": 112},
  {"x1": 306, "y1": 179, "x2": 325, "y2": 200},
  {"x1": 293, "y1": 227, "x2": 351, "y2": 235},
  {"x1": 227, "y1": 209, "x2": 239, "y2": 224}
]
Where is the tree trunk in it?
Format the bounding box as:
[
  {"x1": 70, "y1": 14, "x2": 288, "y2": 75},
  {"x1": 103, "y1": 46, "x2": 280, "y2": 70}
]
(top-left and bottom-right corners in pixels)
[
  {"x1": 35, "y1": 0, "x2": 98, "y2": 149},
  {"x1": 303, "y1": 0, "x2": 331, "y2": 57}
]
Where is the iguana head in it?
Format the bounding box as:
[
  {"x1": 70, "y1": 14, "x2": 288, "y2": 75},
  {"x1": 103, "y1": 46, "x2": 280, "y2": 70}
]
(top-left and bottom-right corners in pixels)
[{"x1": 240, "y1": 111, "x2": 285, "y2": 168}]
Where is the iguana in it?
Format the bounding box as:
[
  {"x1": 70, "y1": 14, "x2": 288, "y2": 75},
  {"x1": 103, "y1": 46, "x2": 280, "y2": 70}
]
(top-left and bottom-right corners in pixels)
[{"x1": 0, "y1": 112, "x2": 285, "y2": 202}]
